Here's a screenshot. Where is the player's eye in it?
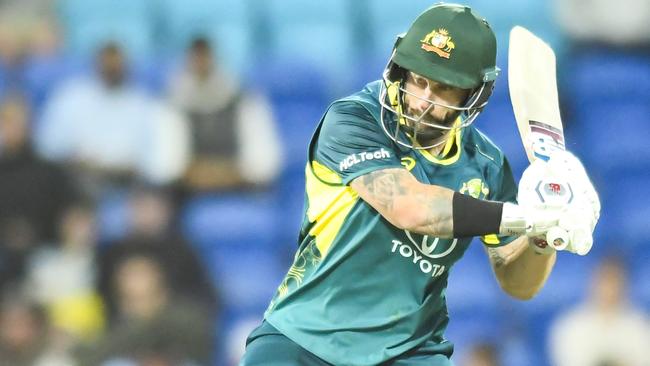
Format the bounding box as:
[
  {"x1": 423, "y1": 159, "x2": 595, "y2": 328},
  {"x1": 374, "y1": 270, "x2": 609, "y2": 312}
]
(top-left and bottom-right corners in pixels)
[
  {"x1": 437, "y1": 84, "x2": 454, "y2": 93},
  {"x1": 409, "y1": 72, "x2": 429, "y2": 88}
]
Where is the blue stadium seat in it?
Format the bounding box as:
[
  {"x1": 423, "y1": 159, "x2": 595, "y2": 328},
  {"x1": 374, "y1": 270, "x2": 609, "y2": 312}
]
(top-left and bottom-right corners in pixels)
[
  {"x1": 472, "y1": 70, "x2": 529, "y2": 179},
  {"x1": 502, "y1": 254, "x2": 595, "y2": 323},
  {"x1": 446, "y1": 242, "x2": 501, "y2": 314},
  {"x1": 96, "y1": 189, "x2": 130, "y2": 243},
  {"x1": 263, "y1": 0, "x2": 357, "y2": 89},
  {"x1": 181, "y1": 193, "x2": 279, "y2": 249},
  {"x1": 270, "y1": 25, "x2": 355, "y2": 77},
  {"x1": 475, "y1": 101, "x2": 529, "y2": 179},
  {"x1": 210, "y1": 246, "x2": 284, "y2": 310},
  {"x1": 272, "y1": 166, "x2": 306, "y2": 248},
  {"x1": 346, "y1": 57, "x2": 388, "y2": 96},
  {"x1": 181, "y1": 194, "x2": 285, "y2": 314},
  {"x1": 249, "y1": 61, "x2": 330, "y2": 104},
  {"x1": 22, "y1": 55, "x2": 82, "y2": 115},
  {"x1": 564, "y1": 51, "x2": 650, "y2": 104},
  {"x1": 572, "y1": 102, "x2": 650, "y2": 175},
  {"x1": 445, "y1": 310, "x2": 506, "y2": 360},
  {"x1": 598, "y1": 173, "x2": 650, "y2": 249},
  {"x1": 272, "y1": 101, "x2": 324, "y2": 170}
]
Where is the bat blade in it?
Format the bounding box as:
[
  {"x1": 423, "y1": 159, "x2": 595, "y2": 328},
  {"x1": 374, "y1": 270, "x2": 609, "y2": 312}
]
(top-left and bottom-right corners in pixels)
[
  {"x1": 509, "y1": 26, "x2": 570, "y2": 248},
  {"x1": 508, "y1": 26, "x2": 565, "y2": 163}
]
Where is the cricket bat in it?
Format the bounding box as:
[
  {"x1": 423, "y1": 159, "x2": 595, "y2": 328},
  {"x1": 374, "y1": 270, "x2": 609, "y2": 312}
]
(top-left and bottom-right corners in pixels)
[{"x1": 508, "y1": 26, "x2": 570, "y2": 251}]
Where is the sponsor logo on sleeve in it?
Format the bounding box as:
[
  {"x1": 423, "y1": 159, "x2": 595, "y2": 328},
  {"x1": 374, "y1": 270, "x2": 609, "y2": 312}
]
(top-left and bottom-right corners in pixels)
[{"x1": 339, "y1": 148, "x2": 391, "y2": 171}]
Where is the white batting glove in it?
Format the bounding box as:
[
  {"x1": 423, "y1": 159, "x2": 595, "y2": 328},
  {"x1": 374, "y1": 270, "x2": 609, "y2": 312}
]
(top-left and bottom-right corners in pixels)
[
  {"x1": 536, "y1": 151, "x2": 600, "y2": 255},
  {"x1": 499, "y1": 158, "x2": 568, "y2": 237},
  {"x1": 542, "y1": 205, "x2": 596, "y2": 255},
  {"x1": 548, "y1": 150, "x2": 600, "y2": 222}
]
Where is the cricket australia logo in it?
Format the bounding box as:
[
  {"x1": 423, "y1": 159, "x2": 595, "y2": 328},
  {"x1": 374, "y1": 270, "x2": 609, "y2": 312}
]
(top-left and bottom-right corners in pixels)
[
  {"x1": 420, "y1": 28, "x2": 455, "y2": 59},
  {"x1": 459, "y1": 178, "x2": 489, "y2": 199}
]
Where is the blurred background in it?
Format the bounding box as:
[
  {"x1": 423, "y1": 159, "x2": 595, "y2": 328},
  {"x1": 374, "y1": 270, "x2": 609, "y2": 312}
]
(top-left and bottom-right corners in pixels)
[{"x1": 0, "y1": 0, "x2": 647, "y2": 365}]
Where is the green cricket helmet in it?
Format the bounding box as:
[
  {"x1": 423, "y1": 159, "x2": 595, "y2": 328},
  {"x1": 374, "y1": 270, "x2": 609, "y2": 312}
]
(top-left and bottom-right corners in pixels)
[{"x1": 379, "y1": 3, "x2": 500, "y2": 149}]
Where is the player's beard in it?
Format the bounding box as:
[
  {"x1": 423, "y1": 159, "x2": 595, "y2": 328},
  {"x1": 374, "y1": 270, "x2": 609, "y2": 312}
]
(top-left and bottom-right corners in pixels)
[{"x1": 403, "y1": 108, "x2": 461, "y2": 147}]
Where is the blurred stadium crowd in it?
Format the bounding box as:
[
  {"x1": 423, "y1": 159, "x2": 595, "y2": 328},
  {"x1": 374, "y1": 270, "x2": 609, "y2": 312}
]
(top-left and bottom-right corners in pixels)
[{"x1": 0, "y1": 0, "x2": 648, "y2": 365}]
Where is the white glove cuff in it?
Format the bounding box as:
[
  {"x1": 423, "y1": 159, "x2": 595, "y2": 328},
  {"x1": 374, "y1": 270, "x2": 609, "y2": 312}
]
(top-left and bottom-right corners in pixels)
[{"x1": 499, "y1": 203, "x2": 527, "y2": 236}]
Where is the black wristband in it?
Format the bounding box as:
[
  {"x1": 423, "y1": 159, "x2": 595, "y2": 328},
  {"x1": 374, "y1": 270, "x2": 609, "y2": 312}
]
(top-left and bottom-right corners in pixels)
[{"x1": 452, "y1": 192, "x2": 503, "y2": 238}]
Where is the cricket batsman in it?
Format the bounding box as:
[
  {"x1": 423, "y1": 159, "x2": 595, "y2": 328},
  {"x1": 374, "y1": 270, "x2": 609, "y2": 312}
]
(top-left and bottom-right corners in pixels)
[{"x1": 240, "y1": 3, "x2": 600, "y2": 365}]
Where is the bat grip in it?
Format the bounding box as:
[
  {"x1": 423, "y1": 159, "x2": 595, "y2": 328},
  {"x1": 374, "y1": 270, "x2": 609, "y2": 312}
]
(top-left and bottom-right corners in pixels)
[{"x1": 546, "y1": 226, "x2": 569, "y2": 251}]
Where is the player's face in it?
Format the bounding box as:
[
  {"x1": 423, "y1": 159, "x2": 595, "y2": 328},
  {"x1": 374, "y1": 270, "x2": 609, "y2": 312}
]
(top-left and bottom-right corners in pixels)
[{"x1": 402, "y1": 71, "x2": 470, "y2": 143}]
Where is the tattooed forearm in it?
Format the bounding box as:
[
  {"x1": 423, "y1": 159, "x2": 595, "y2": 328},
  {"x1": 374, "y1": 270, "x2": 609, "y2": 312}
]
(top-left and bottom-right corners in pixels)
[
  {"x1": 420, "y1": 194, "x2": 454, "y2": 236},
  {"x1": 487, "y1": 236, "x2": 557, "y2": 300},
  {"x1": 359, "y1": 169, "x2": 407, "y2": 211},
  {"x1": 351, "y1": 168, "x2": 455, "y2": 237},
  {"x1": 485, "y1": 237, "x2": 528, "y2": 269}
]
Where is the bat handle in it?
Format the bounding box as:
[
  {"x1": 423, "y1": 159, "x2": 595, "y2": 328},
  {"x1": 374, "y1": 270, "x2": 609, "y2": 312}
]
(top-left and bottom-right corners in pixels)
[{"x1": 546, "y1": 226, "x2": 570, "y2": 251}]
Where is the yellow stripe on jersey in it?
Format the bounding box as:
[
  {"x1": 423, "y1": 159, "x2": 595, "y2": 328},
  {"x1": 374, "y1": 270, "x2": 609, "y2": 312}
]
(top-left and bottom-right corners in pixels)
[
  {"x1": 416, "y1": 118, "x2": 463, "y2": 165},
  {"x1": 481, "y1": 234, "x2": 501, "y2": 246},
  {"x1": 306, "y1": 161, "x2": 359, "y2": 256}
]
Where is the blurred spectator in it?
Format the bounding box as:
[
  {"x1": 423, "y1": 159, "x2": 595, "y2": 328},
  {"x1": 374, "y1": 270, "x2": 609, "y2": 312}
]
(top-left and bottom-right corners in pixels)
[
  {"x1": 0, "y1": 94, "x2": 75, "y2": 241},
  {"x1": 169, "y1": 37, "x2": 281, "y2": 192},
  {"x1": 553, "y1": 0, "x2": 650, "y2": 48},
  {"x1": 0, "y1": 292, "x2": 74, "y2": 366},
  {"x1": 81, "y1": 255, "x2": 213, "y2": 366},
  {"x1": 549, "y1": 255, "x2": 650, "y2": 366},
  {"x1": 36, "y1": 42, "x2": 189, "y2": 195},
  {"x1": 97, "y1": 186, "x2": 218, "y2": 322},
  {"x1": 0, "y1": 217, "x2": 36, "y2": 291},
  {"x1": 0, "y1": 94, "x2": 76, "y2": 288},
  {"x1": 460, "y1": 342, "x2": 500, "y2": 366},
  {"x1": 25, "y1": 201, "x2": 104, "y2": 341}
]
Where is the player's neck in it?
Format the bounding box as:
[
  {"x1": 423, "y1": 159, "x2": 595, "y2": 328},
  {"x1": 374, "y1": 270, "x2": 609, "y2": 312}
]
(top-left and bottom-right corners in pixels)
[
  {"x1": 427, "y1": 144, "x2": 445, "y2": 156},
  {"x1": 426, "y1": 132, "x2": 457, "y2": 157}
]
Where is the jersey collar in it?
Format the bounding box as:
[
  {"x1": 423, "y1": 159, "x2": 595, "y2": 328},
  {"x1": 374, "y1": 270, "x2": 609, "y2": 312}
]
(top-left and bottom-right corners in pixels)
[{"x1": 415, "y1": 118, "x2": 463, "y2": 165}]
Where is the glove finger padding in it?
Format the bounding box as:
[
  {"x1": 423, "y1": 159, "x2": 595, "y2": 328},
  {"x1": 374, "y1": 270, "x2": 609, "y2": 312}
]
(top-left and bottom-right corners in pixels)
[
  {"x1": 547, "y1": 151, "x2": 601, "y2": 221},
  {"x1": 558, "y1": 205, "x2": 595, "y2": 255}
]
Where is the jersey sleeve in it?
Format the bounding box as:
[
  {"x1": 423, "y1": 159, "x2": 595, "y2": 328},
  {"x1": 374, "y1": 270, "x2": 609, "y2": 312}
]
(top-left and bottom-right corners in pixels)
[
  {"x1": 312, "y1": 101, "x2": 404, "y2": 185},
  {"x1": 481, "y1": 156, "x2": 519, "y2": 247}
]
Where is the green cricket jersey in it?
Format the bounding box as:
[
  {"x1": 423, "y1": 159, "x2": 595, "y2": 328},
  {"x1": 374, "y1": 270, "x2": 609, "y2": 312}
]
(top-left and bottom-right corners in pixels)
[{"x1": 264, "y1": 81, "x2": 517, "y2": 366}]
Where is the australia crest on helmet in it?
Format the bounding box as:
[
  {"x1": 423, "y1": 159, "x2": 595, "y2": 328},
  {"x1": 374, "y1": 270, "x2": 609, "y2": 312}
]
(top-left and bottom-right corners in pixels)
[{"x1": 420, "y1": 28, "x2": 455, "y2": 59}]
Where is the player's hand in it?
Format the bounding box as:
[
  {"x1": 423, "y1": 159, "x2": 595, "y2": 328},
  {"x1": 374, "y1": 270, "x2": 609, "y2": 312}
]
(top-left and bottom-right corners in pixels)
[
  {"x1": 547, "y1": 150, "x2": 600, "y2": 222},
  {"x1": 529, "y1": 151, "x2": 600, "y2": 255},
  {"x1": 499, "y1": 158, "x2": 569, "y2": 237}
]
